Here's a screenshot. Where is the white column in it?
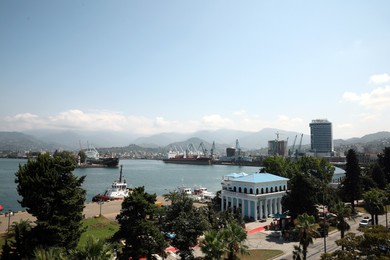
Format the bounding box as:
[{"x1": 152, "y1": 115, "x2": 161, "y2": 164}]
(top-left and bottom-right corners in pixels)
[
  {"x1": 264, "y1": 199, "x2": 268, "y2": 218},
  {"x1": 278, "y1": 198, "x2": 282, "y2": 213},
  {"x1": 259, "y1": 201, "x2": 263, "y2": 219},
  {"x1": 241, "y1": 199, "x2": 244, "y2": 216},
  {"x1": 254, "y1": 200, "x2": 258, "y2": 221},
  {"x1": 273, "y1": 198, "x2": 277, "y2": 215},
  {"x1": 221, "y1": 195, "x2": 224, "y2": 212},
  {"x1": 248, "y1": 200, "x2": 252, "y2": 219}
]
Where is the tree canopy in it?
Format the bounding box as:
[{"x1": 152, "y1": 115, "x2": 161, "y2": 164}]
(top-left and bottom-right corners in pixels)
[
  {"x1": 15, "y1": 152, "x2": 86, "y2": 251},
  {"x1": 341, "y1": 149, "x2": 362, "y2": 211}
]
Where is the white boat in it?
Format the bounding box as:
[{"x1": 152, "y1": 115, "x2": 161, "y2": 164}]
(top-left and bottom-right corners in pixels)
[{"x1": 92, "y1": 165, "x2": 131, "y2": 201}]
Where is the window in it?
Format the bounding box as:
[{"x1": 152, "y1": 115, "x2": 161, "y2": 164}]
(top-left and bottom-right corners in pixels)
[
  {"x1": 275, "y1": 186, "x2": 278, "y2": 192},
  {"x1": 239, "y1": 187, "x2": 242, "y2": 193},
  {"x1": 266, "y1": 187, "x2": 268, "y2": 193},
  {"x1": 270, "y1": 187, "x2": 273, "y2": 192},
  {"x1": 261, "y1": 188, "x2": 264, "y2": 194},
  {"x1": 233, "y1": 187, "x2": 236, "y2": 192},
  {"x1": 250, "y1": 188, "x2": 253, "y2": 194},
  {"x1": 244, "y1": 188, "x2": 247, "y2": 194},
  {"x1": 256, "y1": 188, "x2": 259, "y2": 194}
]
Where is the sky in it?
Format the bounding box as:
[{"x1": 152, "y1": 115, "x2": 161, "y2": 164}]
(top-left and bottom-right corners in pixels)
[{"x1": 1, "y1": 1, "x2": 390, "y2": 140}]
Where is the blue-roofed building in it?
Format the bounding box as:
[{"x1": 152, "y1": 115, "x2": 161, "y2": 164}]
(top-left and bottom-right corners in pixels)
[{"x1": 221, "y1": 172, "x2": 289, "y2": 221}]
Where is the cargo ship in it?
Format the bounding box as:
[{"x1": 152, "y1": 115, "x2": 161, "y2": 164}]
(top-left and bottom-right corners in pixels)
[
  {"x1": 78, "y1": 145, "x2": 119, "y2": 168},
  {"x1": 162, "y1": 150, "x2": 212, "y2": 165}
]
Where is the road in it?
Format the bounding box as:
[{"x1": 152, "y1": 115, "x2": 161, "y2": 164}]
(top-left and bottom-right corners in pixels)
[{"x1": 275, "y1": 213, "x2": 389, "y2": 260}]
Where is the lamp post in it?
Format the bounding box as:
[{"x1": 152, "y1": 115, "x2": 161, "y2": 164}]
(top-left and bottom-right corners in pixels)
[
  {"x1": 6, "y1": 210, "x2": 13, "y2": 233},
  {"x1": 97, "y1": 200, "x2": 104, "y2": 217},
  {"x1": 323, "y1": 194, "x2": 327, "y2": 254}
]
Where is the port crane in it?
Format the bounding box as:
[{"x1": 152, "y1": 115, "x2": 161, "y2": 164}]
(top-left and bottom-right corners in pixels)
[{"x1": 197, "y1": 142, "x2": 208, "y2": 157}]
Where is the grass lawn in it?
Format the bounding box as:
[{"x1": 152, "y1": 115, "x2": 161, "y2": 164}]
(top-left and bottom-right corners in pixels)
[
  {"x1": 240, "y1": 249, "x2": 283, "y2": 260},
  {"x1": 78, "y1": 216, "x2": 119, "y2": 248}
]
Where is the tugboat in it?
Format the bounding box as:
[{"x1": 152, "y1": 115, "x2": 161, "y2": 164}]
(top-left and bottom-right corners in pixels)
[{"x1": 92, "y1": 165, "x2": 131, "y2": 202}]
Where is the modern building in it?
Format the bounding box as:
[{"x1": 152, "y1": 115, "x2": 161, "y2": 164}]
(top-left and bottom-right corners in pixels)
[
  {"x1": 310, "y1": 119, "x2": 333, "y2": 157},
  {"x1": 220, "y1": 172, "x2": 289, "y2": 220}
]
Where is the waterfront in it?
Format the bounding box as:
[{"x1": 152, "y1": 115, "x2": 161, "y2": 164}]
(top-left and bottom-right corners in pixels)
[{"x1": 0, "y1": 158, "x2": 260, "y2": 212}]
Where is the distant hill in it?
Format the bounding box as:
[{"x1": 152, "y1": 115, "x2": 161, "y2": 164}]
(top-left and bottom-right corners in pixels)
[
  {"x1": 0, "y1": 132, "x2": 64, "y2": 151},
  {"x1": 1, "y1": 130, "x2": 389, "y2": 152}
]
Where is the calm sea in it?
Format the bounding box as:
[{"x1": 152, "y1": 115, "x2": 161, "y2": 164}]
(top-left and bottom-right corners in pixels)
[{"x1": 0, "y1": 158, "x2": 260, "y2": 212}]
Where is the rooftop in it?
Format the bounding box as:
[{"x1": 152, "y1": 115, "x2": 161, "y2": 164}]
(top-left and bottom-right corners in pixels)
[{"x1": 224, "y1": 172, "x2": 289, "y2": 183}]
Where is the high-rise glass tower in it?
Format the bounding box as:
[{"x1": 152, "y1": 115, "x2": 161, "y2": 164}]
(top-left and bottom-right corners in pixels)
[{"x1": 310, "y1": 119, "x2": 333, "y2": 155}]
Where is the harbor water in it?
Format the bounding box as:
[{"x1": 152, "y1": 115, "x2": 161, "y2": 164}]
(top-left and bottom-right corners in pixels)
[{"x1": 0, "y1": 158, "x2": 260, "y2": 212}]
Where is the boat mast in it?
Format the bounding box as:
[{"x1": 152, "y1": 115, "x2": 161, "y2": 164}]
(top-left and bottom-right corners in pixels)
[{"x1": 119, "y1": 165, "x2": 123, "y2": 182}]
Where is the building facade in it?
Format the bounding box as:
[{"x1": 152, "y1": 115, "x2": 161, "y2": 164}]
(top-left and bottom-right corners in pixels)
[
  {"x1": 221, "y1": 172, "x2": 289, "y2": 220},
  {"x1": 310, "y1": 119, "x2": 333, "y2": 156}
]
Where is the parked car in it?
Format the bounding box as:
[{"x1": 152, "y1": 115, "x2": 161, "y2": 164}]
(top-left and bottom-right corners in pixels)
[{"x1": 359, "y1": 217, "x2": 372, "y2": 227}]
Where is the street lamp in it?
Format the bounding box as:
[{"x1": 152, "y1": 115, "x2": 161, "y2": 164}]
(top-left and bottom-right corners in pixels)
[
  {"x1": 97, "y1": 200, "x2": 104, "y2": 217},
  {"x1": 6, "y1": 210, "x2": 13, "y2": 233}
]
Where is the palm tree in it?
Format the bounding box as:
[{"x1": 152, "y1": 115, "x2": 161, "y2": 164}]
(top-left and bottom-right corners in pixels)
[
  {"x1": 2, "y1": 219, "x2": 33, "y2": 259},
  {"x1": 362, "y1": 188, "x2": 385, "y2": 225},
  {"x1": 333, "y1": 202, "x2": 351, "y2": 249},
  {"x1": 222, "y1": 221, "x2": 249, "y2": 260},
  {"x1": 33, "y1": 247, "x2": 67, "y2": 260},
  {"x1": 293, "y1": 213, "x2": 319, "y2": 260},
  {"x1": 73, "y1": 235, "x2": 114, "y2": 260},
  {"x1": 199, "y1": 230, "x2": 226, "y2": 260}
]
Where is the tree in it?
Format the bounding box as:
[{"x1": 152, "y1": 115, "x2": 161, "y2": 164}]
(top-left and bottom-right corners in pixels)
[
  {"x1": 370, "y1": 163, "x2": 387, "y2": 189},
  {"x1": 332, "y1": 202, "x2": 351, "y2": 250},
  {"x1": 282, "y1": 173, "x2": 318, "y2": 219},
  {"x1": 378, "y1": 147, "x2": 390, "y2": 183},
  {"x1": 222, "y1": 221, "x2": 248, "y2": 260},
  {"x1": 164, "y1": 191, "x2": 209, "y2": 259},
  {"x1": 362, "y1": 188, "x2": 385, "y2": 225},
  {"x1": 341, "y1": 149, "x2": 362, "y2": 212},
  {"x1": 1, "y1": 219, "x2": 33, "y2": 259},
  {"x1": 15, "y1": 152, "x2": 86, "y2": 251},
  {"x1": 199, "y1": 230, "x2": 225, "y2": 260},
  {"x1": 115, "y1": 186, "x2": 166, "y2": 259},
  {"x1": 260, "y1": 155, "x2": 295, "y2": 177},
  {"x1": 293, "y1": 213, "x2": 319, "y2": 260},
  {"x1": 72, "y1": 235, "x2": 114, "y2": 260},
  {"x1": 296, "y1": 156, "x2": 334, "y2": 184}
]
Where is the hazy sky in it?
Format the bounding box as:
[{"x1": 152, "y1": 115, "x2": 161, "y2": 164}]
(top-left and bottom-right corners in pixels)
[{"x1": 1, "y1": 1, "x2": 389, "y2": 139}]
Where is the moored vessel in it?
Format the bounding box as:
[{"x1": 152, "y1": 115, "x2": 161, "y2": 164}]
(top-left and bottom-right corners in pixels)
[{"x1": 92, "y1": 165, "x2": 131, "y2": 202}]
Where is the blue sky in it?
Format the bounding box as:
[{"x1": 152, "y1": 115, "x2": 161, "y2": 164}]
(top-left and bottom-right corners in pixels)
[{"x1": 1, "y1": 1, "x2": 390, "y2": 139}]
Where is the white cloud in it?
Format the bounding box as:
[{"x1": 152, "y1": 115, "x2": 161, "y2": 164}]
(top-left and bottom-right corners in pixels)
[
  {"x1": 369, "y1": 73, "x2": 390, "y2": 85},
  {"x1": 342, "y1": 86, "x2": 390, "y2": 111},
  {"x1": 0, "y1": 110, "x2": 310, "y2": 136}
]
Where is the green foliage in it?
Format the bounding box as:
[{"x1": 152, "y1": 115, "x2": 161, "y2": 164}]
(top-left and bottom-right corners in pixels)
[
  {"x1": 293, "y1": 213, "x2": 319, "y2": 260},
  {"x1": 328, "y1": 226, "x2": 390, "y2": 259},
  {"x1": 72, "y1": 235, "x2": 114, "y2": 260},
  {"x1": 261, "y1": 156, "x2": 296, "y2": 177},
  {"x1": 341, "y1": 149, "x2": 362, "y2": 211},
  {"x1": 363, "y1": 188, "x2": 386, "y2": 225},
  {"x1": 296, "y1": 156, "x2": 334, "y2": 183},
  {"x1": 33, "y1": 247, "x2": 67, "y2": 260},
  {"x1": 200, "y1": 230, "x2": 226, "y2": 260},
  {"x1": 282, "y1": 173, "x2": 318, "y2": 219},
  {"x1": 370, "y1": 163, "x2": 387, "y2": 189},
  {"x1": 78, "y1": 216, "x2": 119, "y2": 248},
  {"x1": 115, "y1": 186, "x2": 166, "y2": 259},
  {"x1": 164, "y1": 191, "x2": 209, "y2": 259},
  {"x1": 1, "y1": 219, "x2": 34, "y2": 259},
  {"x1": 15, "y1": 153, "x2": 86, "y2": 251},
  {"x1": 378, "y1": 147, "x2": 390, "y2": 183}
]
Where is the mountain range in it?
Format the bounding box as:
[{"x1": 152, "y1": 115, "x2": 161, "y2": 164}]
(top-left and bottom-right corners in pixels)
[{"x1": 0, "y1": 129, "x2": 389, "y2": 152}]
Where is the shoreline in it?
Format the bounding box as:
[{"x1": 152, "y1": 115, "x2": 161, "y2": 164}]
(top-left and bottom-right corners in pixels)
[{"x1": 0, "y1": 196, "x2": 169, "y2": 234}]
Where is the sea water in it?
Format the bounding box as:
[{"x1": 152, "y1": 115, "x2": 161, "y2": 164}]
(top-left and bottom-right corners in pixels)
[{"x1": 0, "y1": 158, "x2": 260, "y2": 212}]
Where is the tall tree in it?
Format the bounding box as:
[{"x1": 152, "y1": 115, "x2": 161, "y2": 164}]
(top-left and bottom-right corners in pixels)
[
  {"x1": 282, "y1": 172, "x2": 318, "y2": 219},
  {"x1": 199, "y1": 230, "x2": 225, "y2": 260},
  {"x1": 72, "y1": 235, "x2": 114, "y2": 260},
  {"x1": 362, "y1": 188, "x2": 385, "y2": 225},
  {"x1": 293, "y1": 213, "x2": 319, "y2": 260},
  {"x1": 370, "y1": 163, "x2": 387, "y2": 189},
  {"x1": 115, "y1": 186, "x2": 166, "y2": 259},
  {"x1": 341, "y1": 149, "x2": 362, "y2": 212},
  {"x1": 223, "y1": 221, "x2": 248, "y2": 260},
  {"x1": 332, "y1": 202, "x2": 351, "y2": 249},
  {"x1": 164, "y1": 191, "x2": 209, "y2": 259},
  {"x1": 1, "y1": 219, "x2": 33, "y2": 259},
  {"x1": 15, "y1": 152, "x2": 86, "y2": 251},
  {"x1": 378, "y1": 147, "x2": 390, "y2": 182}
]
